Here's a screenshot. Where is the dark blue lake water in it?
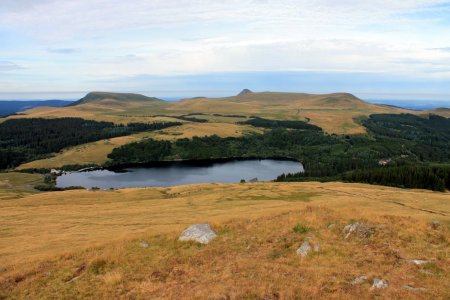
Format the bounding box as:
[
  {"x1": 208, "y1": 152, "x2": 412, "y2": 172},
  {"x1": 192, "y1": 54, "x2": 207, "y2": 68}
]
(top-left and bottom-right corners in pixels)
[{"x1": 56, "y1": 159, "x2": 304, "y2": 189}]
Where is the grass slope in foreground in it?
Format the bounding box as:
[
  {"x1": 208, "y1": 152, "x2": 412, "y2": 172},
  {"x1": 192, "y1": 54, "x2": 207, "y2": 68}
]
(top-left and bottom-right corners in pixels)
[{"x1": 0, "y1": 182, "x2": 448, "y2": 299}]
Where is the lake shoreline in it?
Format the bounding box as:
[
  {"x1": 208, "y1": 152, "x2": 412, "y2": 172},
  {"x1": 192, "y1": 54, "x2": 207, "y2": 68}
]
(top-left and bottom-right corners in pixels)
[
  {"x1": 56, "y1": 159, "x2": 304, "y2": 189},
  {"x1": 103, "y1": 156, "x2": 302, "y2": 172}
]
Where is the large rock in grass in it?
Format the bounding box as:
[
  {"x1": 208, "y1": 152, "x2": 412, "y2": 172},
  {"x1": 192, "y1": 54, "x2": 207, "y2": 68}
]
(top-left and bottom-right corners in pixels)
[{"x1": 179, "y1": 224, "x2": 217, "y2": 244}]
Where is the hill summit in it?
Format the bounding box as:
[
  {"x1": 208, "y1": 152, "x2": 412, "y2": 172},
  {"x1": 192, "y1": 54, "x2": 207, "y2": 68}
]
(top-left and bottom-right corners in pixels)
[
  {"x1": 69, "y1": 92, "x2": 163, "y2": 106},
  {"x1": 237, "y1": 89, "x2": 253, "y2": 96}
]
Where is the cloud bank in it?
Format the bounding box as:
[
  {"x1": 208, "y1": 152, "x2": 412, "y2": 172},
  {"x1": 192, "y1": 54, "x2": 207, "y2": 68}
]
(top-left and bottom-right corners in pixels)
[{"x1": 0, "y1": 0, "x2": 449, "y2": 99}]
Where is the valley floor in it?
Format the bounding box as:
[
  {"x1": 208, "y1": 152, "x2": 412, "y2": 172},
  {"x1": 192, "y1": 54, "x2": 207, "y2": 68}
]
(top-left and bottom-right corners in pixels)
[{"x1": 0, "y1": 182, "x2": 449, "y2": 299}]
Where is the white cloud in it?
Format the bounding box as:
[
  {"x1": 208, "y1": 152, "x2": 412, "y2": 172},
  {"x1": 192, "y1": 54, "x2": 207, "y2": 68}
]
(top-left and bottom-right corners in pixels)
[{"x1": 0, "y1": 0, "x2": 449, "y2": 94}]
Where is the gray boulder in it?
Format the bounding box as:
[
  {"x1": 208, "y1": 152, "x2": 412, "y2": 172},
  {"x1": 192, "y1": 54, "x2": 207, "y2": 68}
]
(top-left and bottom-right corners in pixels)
[
  {"x1": 371, "y1": 278, "x2": 388, "y2": 289},
  {"x1": 296, "y1": 241, "x2": 311, "y2": 257},
  {"x1": 296, "y1": 239, "x2": 320, "y2": 257},
  {"x1": 179, "y1": 224, "x2": 217, "y2": 244}
]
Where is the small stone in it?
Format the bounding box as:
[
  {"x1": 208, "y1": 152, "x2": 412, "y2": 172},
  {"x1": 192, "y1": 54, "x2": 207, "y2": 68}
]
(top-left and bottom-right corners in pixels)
[
  {"x1": 139, "y1": 240, "x2": 149, "y2": 248},
  {"x1": 179, "y1": 224, "x2": 217, "y2": 244},
  {"x1": 431, "y1": 220, "x2": 440, "y2": 229},
  {"x1": 313, "y1": 243, "x2": 321, "y2": 252},
  {"x1": 327, "y1": 224, "x2": 335, "y2": 229},
  {"x1": 405, "y1": 259, "x2": 431, "y2": 265},
  {"x1": 342, "y1": 222, "x2": 373, "y2": 239},
  {"x1": 371, "y1": 278, "x2": 388, "y2": 289},
  {"x1": 296, "y1": 240, "x2": 312, "y2": 257},
  {"x1": 403, "y1": 285, "x2": 427, "y2": 292},
  {"x1": 351, "y1": 275, "x2": 368, "y2": 285}
]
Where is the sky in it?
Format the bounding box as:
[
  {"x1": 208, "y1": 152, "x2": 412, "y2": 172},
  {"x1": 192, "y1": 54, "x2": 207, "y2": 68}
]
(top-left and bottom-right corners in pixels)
[{"x1": 0, "y1": 0, "x2": 450, "y2": 101}]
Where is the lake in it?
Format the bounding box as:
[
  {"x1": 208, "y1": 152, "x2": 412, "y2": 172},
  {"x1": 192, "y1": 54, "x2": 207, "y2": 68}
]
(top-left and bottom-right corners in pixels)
[{"x1": 56, "y1": 159, "x2": 304, "y2": 189}]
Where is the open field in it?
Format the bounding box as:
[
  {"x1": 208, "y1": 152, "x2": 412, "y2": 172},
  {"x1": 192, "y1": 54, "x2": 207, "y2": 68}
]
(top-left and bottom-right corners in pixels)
[
  {"x1": 144, "y1": 122, "x2": 263, "y2": 141},
  {"x1": 0, "y1": 172, "x2": 43, "y2": 200},
  {"x1": 0, "y1": 182, "x2": 448, "y2": 298},
  {"x1": 16, "y1": 122, "x2": 262, "y2": 170}
]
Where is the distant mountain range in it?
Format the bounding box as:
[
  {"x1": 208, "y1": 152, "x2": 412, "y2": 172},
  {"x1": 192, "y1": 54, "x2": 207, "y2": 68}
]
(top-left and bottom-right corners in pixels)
[
  {"x1": 0, "y1": 100, "x2": 74, "y2": 117},
  {"x1": 2, "y1": 90, "x2": 449, "y2": 134}
]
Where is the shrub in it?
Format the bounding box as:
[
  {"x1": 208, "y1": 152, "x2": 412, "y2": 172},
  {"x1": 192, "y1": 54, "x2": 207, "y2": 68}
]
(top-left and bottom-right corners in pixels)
[{"x1": 293, "y1": 223, "x2": 309, "y2": 234}]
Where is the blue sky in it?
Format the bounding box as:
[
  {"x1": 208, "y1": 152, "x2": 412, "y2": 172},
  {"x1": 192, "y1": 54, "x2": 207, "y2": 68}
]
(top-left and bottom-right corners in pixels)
[{"x1": 0, "y1": 0, "x2": 450, "y2": 100}]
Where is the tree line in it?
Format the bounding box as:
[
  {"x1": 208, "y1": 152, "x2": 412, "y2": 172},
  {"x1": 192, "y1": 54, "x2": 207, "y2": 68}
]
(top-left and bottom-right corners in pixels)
[
  {"x1": 341, "y1": 165, "x2": 450, "y2": 192},
  {"x1": 107, "y1": 114, "x2": 450, "y2": 191},
  {"x1": 240, "y1": 117, "x2": 322, "y2": 131},
  {"x1": 0, "y1": 118, "x2": 181, "y2": 169}
]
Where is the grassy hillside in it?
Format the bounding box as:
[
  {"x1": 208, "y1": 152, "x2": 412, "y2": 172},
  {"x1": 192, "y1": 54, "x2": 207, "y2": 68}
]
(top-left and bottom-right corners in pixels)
[
  {"x1": 68, "y1": 92, "x2": 165, "y2": 108},
  {"x1": 0, "y1": 172, "x2": 43, "y2": 200},
  {"x1": 3, "y1": 91, "x2": 416, "y2": 134},
  {"x1": 0, "y1": 182, "x2": 448, "y2": 298},
  {"x1": 426, "y1": 107, "x2": 450, "y2": 118},
  {"x1": 16, "y1": 123, "x2": 262, "y2": 169},
  {"x1": 166, "y1": 92, "x2": 410, "y2": 134}
]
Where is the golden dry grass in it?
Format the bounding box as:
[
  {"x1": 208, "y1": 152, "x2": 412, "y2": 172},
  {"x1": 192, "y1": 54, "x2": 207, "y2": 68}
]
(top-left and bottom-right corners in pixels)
[
  {"x1": 3, "y1": 102, "x2": 178, "y2": 125},
  {"x1": 0, "y1": 182, "x2": 448, "y2": 299},
  {"x1": 150, "y1": 122, "x2": 263, "y2": 141},
  {"x1": 16, "y1": 123, "x2": 262, "y2": 170},
  {"x1": 299, "y1": 110, "x2": 368, "y2": 134},
  {"x1": 422, "y1": 108, "x2": 450, "y2": 118},
  {"x1": 0, "y1": 172, "x2": 43, "y2": 200}
]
